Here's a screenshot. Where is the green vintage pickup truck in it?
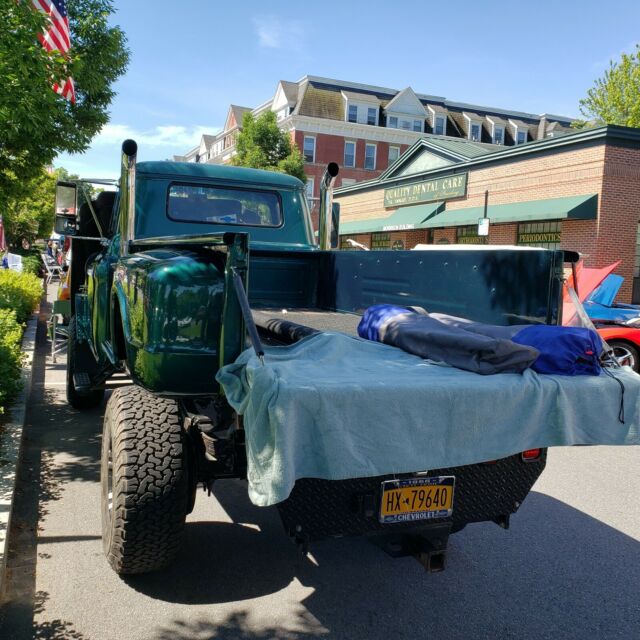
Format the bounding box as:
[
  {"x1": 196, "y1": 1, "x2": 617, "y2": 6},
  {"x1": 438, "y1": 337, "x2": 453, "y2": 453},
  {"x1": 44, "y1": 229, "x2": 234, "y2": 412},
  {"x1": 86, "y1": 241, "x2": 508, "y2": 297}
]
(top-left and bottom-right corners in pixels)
[{"x1": 56, "y1": 140, "x2": 563, "y2": 575}]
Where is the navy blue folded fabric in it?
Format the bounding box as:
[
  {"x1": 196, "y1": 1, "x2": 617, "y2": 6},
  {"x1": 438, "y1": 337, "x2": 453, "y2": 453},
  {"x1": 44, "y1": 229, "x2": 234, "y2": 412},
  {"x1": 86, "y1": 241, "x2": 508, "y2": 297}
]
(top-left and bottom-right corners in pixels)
[
  {"x1": 511, "y1": 325, "x2": 603, "y2": 376},
  {"x1": 358, "y1": 304, "x2": 603, "y2": 376}
]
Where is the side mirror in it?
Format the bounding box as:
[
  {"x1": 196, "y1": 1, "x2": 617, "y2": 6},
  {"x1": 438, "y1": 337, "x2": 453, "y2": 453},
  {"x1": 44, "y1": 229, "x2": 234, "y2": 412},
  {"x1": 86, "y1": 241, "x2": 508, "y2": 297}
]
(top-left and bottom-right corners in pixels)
[
  {"x1": 54, "y1": 214, "x2": 77, "y2": 235},
  {"x1": 55, "y1": 181, "x2": 78, "y2": 236}
]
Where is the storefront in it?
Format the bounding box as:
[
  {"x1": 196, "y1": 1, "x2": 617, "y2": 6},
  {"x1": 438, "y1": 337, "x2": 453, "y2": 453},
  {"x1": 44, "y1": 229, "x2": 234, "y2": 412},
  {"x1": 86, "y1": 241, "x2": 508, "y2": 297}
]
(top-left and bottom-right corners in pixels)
[{"x1": 334, "y1": 125, "x2": 640, "y2": 302}]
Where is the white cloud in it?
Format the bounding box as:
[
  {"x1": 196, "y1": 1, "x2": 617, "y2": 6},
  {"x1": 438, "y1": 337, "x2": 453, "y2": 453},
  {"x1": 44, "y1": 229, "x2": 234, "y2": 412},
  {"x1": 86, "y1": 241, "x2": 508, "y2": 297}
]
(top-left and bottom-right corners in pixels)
[
  {"x1": 93, "y1": 123, "x2": 217, "y2": 150},
  {"x1": 253, "y1": 15, "x2": 304, "y2": 50}
]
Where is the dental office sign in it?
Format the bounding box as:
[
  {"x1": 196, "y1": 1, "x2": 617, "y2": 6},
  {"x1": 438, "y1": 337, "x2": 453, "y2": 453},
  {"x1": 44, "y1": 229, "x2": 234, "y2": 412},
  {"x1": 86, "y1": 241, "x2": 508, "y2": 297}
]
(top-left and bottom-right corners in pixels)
[{"x1": 384, "y1": 173, "x2": 467, "y2": 207}]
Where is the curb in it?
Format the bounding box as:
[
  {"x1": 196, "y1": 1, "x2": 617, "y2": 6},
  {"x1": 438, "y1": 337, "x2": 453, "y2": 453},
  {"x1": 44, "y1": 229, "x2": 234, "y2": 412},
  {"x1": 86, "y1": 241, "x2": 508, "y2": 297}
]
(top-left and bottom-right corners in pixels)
[{"x1": 0, "y1": 309, "x2": 40, "y2": 599}]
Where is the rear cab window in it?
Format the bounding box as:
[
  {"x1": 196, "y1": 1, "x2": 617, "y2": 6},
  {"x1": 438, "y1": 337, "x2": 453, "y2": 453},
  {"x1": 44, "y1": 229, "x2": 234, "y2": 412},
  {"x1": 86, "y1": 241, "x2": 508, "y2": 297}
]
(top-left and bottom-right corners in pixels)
[{"x1": 167, "y1": 183, "x2": 283, "y2": 227}]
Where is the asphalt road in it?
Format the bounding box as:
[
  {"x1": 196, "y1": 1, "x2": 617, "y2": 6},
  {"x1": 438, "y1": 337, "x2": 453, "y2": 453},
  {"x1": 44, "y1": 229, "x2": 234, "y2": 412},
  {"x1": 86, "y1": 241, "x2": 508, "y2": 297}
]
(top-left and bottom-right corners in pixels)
[{"x1": 1, "y1": 299, "x2": 639, "y2": 640}]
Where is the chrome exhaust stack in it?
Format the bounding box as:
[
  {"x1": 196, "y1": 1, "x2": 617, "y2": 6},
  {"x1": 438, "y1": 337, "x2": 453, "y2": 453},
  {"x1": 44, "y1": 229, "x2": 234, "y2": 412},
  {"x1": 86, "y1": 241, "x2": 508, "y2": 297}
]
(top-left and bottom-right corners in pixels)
[
  {"x1": 318, "y1": 162, "x2": 339, "y2": 250},
  {"x1": 120, "y1": 139, "x2": 138, "y2": 255}
]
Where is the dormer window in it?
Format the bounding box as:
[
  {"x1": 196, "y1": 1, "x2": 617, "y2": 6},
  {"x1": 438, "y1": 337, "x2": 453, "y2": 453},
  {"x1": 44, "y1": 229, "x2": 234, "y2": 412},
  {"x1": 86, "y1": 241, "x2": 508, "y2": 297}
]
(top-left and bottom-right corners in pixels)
[
  {"x1": 434, "y1": 115, "x2": 446, "y2": 136},
  {"x1": 493, "y1": 126, "x2": 504, "y2": 145},
  {"x1": 517, "y1": 130, "x2": 527, "y2": 144},
  {"x1": 413, "y1": 119, "x2": 423, "y2": 132},
  {"x1": 388, "y1": 116, "x2": 398, "y2": 128},
  {"x1": 470, "y1": 122, "x2": 482, "y2": 142},
  {"x1": 348, "y1": 104, "x2": 358, "y2": 123}
]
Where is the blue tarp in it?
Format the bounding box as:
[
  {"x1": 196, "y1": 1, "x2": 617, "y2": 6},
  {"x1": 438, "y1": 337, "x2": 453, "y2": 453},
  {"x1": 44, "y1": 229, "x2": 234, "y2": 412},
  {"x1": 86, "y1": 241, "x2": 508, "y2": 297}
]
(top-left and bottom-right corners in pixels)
[{"x1": 216, "y1": 332, "x2": 640, "y2": 507}]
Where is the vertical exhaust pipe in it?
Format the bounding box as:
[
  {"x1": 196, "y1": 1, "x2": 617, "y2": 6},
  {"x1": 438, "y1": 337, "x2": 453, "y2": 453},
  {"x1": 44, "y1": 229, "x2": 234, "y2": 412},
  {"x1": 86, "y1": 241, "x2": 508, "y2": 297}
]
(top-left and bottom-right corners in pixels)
[
  {"x1": 120, "y1": 139, "x2": 138, "y2": 255},
  {"x1": 318, "y1": 162, "x2": 339, "y2": 250}
]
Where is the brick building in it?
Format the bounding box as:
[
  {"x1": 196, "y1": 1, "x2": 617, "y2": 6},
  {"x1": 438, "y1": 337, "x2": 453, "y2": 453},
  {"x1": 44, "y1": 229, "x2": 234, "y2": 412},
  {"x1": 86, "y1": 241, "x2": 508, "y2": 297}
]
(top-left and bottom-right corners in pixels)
[
  {"x1": 333, "y1": 125, "x2": 640, "y2": 303},
  {"x1": 175, "y1": 76, "x2": 573, "y2": 222}
]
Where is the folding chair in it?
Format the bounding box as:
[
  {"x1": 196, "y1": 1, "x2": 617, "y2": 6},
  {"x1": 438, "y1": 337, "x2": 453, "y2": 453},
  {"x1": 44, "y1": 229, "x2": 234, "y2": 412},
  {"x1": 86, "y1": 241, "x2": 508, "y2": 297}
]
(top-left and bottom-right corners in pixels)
[
  {"x1": 41, "y1": 253, "x2": 63, "y2": 285},
  {"x1": 48, "y1": 299, "x2": 71, "y2": 363}
]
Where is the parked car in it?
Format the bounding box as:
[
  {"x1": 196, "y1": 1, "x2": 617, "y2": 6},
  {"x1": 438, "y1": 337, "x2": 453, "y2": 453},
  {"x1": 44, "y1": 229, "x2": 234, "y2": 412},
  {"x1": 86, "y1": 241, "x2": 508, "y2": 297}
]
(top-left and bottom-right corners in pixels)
[
  {"x1": 584, "y1": 274, "x2": 640, "y2": 326},
  {"x1": 595, "y1": 325, "x2": 640, "y2": 372}
]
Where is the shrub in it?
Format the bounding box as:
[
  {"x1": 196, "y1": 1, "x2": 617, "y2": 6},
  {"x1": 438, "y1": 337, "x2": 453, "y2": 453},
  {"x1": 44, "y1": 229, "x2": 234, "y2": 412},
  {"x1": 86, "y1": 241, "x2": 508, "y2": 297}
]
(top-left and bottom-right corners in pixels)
[
  {"x1": 0, "y1": 270, "x2": 42, "y2": 323},
  {"x1": 21, "y1": 254, "x2": 42, "y2": 276},
  {"x1": 0, "y1": 309, "x2": 24, "y2": 414}
]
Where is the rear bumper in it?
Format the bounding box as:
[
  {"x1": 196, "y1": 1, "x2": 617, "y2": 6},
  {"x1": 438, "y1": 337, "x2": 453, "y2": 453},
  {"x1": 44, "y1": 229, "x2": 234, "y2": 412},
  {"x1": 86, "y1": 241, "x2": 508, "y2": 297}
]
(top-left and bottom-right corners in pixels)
[{"x1": 277, "y1": 451, "x2": 546, "y2": 543}]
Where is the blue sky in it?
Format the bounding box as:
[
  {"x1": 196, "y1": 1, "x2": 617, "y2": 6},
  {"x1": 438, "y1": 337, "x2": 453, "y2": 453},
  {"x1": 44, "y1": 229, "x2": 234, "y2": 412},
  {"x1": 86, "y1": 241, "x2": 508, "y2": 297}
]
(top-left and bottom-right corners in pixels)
[{"x1": 56, "y1": 0, "x2": 640, "y2": 178}]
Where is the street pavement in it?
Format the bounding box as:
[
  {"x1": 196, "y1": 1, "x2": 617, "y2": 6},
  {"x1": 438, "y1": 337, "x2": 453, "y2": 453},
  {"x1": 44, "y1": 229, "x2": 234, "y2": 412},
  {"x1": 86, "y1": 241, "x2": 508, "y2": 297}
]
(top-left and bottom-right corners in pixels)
[{"x1": 0, "y1": 294, "x2": 639, "y2": 639}]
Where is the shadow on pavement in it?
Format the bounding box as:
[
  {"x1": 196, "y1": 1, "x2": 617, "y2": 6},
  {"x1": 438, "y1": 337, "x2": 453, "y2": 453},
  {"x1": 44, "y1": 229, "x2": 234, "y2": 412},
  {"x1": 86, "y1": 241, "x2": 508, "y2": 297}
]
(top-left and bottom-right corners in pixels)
[{"x1": 126, "y1": 480, "x2": 640, "y2": 639}]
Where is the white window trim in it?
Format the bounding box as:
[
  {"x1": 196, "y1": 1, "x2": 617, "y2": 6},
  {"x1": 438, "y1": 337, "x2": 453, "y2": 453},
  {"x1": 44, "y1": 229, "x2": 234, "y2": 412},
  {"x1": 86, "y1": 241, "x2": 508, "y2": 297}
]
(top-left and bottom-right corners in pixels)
[
  {"x1": 516, "y1": 129, "x2": 527, "y2": 144},
  {"x1": 364, "y1": 143, "x2": 377, "y2": 170},
  {"x1": 469, "y1": 121, "x2": 482, "y2": 142},
  {"x1": 345, "y1": 101, "x2": 379, "y2": 126},
  {"x1": 388, "y1": 145, "x2": 400, "y2": 164},
  {"x1": 493, "y1": 125, "x2": 505, "y2": 145},
  {"x1": 303, "y1": 135, "x2": 316, "y2": 163},
  {"x1": 305, "y1": 177, "x2": 315, "y2": 203},
  {"x1": 347, "y1": 103, "x2": 358, "y2": 123},
  {"x1": 434, "y1": 114, "x2": 447, "y2": 136},
  {"x1": 344, "y1": 140, "x2": 356, "y2": 168}
]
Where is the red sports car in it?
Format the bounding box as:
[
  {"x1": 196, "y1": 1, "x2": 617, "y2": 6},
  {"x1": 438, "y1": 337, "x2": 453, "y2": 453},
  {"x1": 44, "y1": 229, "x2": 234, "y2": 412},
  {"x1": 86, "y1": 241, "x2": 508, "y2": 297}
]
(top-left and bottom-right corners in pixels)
[{"x1": 595, "y1": 325, "x2": 640, "y2": 372}]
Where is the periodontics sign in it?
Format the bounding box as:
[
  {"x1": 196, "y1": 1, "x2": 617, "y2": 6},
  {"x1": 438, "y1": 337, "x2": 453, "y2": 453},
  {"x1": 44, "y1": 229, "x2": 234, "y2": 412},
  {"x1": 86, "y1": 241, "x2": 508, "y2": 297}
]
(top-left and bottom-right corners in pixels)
[{"x1": 384, "y1": 173, "x2": 467, "y2": 207}]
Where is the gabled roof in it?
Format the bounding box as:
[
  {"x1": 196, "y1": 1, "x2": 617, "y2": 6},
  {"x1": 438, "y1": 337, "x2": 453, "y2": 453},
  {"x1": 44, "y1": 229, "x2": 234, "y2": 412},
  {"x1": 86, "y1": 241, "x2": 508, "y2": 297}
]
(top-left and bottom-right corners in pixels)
[
  {"x1": 279, "y1": 80, "x2": 298, "y2": 104},
  {"x1": 379, "y1": 135, "x2": 499, "y2": 181},
  {"x1": 225, "y1": 105, "x2": 252, "y2": 131},
  {"x1": 384, "y1": 87, "x2": 427, "y2": 116}
]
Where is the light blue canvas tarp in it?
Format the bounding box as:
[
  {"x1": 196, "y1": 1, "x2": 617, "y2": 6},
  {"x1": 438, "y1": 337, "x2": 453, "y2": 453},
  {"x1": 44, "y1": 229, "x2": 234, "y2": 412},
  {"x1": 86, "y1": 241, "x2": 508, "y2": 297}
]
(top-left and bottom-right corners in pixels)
[{"x1": 216, "y1": 332, "x2": 640, "y2": 507}]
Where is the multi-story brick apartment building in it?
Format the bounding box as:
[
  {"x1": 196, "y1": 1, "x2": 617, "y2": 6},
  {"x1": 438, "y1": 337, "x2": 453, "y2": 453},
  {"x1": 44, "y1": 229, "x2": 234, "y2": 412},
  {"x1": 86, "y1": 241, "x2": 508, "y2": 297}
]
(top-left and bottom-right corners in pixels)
[{"x1": 175, "y1": 75, "x2": 573, "y2": 219}]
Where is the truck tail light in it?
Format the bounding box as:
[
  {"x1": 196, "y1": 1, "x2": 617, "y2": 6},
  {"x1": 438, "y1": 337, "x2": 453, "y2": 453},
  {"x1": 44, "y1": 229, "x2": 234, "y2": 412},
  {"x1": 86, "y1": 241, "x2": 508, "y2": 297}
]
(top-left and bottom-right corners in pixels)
[{"x1": 521, "y1": 448, "x2": 541, "y2": 462}]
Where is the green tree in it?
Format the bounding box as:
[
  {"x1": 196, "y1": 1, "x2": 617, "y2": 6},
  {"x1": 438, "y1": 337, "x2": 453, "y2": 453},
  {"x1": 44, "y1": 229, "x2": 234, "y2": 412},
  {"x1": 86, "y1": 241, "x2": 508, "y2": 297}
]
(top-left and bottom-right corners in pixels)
[
  {"x1": 231, "y1": 111, "x2": 306, "y2": 182},
  {"x1": 3, "y1": 169, "x2": 59, "y2": 249},
  {"x1": 577, "y1": 44, "x2": 640, "y2": 128},
  {"x1": 0, "y1": 0, "x2": 129, "y2": 205}
]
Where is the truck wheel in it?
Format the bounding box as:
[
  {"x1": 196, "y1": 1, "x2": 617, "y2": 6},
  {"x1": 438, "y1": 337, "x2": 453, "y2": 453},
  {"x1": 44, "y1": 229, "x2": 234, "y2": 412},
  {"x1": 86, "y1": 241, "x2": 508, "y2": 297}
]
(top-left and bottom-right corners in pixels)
[
  {"x1": 101, "y1": 386, "x2": 189, "y2": 574},
  {"x1": 66, "y1": 316, "x2": 104, "y2": 410}
]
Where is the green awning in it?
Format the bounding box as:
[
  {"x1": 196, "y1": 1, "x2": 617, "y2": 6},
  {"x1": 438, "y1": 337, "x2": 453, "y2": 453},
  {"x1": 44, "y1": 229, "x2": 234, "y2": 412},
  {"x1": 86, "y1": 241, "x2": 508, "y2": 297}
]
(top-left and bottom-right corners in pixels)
[
  {"x1": 423, "y1": 194, "x2": 598, "y2": 228},
  {"x1": 341, "y1": 201, "x2": 444, "y2": 235}
]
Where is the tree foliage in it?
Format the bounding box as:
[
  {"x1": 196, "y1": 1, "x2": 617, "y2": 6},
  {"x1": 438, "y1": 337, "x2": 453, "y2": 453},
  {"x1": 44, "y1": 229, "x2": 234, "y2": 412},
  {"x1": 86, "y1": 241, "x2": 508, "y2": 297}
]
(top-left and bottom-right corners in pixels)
[
  {"x1": 231, "y1": 111, "x2": 306, "y2": 182},
  {"x1": 0, "y1": 0, "x2": 129, "y2": 204},
  {"x1": 577, "y1": 44, "x2": 640, "y2": 127},
  {"x1": 3, "y1": 168, "x2": 60, "y2": 248}
]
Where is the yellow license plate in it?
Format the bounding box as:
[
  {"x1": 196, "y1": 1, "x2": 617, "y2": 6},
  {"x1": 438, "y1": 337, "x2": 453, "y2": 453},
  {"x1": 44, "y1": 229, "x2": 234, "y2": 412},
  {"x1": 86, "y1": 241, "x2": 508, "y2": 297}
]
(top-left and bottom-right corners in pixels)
[{"x1": 379, "y1": 476, "x2": 455, "y2": 523}]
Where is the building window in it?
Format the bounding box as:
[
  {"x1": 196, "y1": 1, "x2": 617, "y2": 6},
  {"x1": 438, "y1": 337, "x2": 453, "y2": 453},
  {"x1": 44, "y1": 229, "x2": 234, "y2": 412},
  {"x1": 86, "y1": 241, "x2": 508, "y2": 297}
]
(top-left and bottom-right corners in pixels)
[
  {"x1": 413, "y1": 119, "x2": 423, "y2": 132},
  {"x1": 367, "y1": 107, "x2": 377, "y2": 126},
  {"x1": 341, "y1": 178, "x2": 356, "y2": 186},
  {"x1": 388, "y1": 116, "x2": 398, "y2": 128},
  {"x1": 400, "y1": 119, "x2": 411, "y2": 131},
  {"x1": 457, "y1": 225, "x2": 487, "y2": 245},
  {"x1": 493, "y1": 126, "x2": 504, "y2": 145},
  {"x1": 305, "y1": 178, "x2": 314, "y2": 206},
  {"x1": 364, "y1": 144, "x2": 376, "y2": 170},
  {"x1": 517, "y1": 221, "x2": 562, "y2": 249},
  {"x1": 371, "y1": 233, "x2": 391, "y2": 250},
  {"x1": 388, "y1": 146, "x2": 400, "y2": 164},
  {"x1": 348, "y1": 104, "x2": 358, "y2": 123},
  {"x1": 470, "y1": 123, "x2": 481, "y2": 142},
  {"x1": 344, "y1": 141, "x2": 356, "y2": 168},
  {"x1": 434, "y1": 116, "x2": 446, "y2": 136},
  {"x1": 517, "y1": 130, "x2": 527, "y2": 144},
  {"x1": 303, "y1": 136, "x2": 315, "y2": 163}
]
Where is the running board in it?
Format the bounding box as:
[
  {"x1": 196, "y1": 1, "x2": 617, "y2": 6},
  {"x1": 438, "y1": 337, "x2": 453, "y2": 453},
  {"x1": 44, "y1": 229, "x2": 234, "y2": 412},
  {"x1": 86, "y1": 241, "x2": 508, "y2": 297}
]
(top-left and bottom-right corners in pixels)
[{"x1": 73, "y1": 372, "x2": 92, "y2": 392}]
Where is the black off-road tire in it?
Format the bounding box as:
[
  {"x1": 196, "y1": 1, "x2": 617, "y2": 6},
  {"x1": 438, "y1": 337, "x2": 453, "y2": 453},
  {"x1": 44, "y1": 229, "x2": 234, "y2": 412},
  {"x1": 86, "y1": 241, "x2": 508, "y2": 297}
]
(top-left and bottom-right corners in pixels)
[
  {"x1": 66, "y1": 316, "x2": 104, "y2": 410},
  {"x1": 101, "y1": 385, "x2": 189, "y2": 574}
]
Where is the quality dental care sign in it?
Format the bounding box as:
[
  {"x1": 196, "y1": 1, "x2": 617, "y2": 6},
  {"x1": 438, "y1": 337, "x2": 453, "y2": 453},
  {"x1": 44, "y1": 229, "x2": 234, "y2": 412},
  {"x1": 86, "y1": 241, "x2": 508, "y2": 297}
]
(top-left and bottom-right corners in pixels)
[{"x1": 384, "y1": 173, "x2": 467, "y2": 207}]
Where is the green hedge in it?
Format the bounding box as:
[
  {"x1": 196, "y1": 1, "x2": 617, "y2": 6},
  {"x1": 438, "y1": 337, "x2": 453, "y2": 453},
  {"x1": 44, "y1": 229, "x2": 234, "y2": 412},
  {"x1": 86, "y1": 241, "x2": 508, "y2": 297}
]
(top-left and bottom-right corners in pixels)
[
  {"x1": 0, "y1": 270, "x2": 42, "y2": 323},
  {"x1": 0, "y1": 309, "x2": 24, "y2": 414}
]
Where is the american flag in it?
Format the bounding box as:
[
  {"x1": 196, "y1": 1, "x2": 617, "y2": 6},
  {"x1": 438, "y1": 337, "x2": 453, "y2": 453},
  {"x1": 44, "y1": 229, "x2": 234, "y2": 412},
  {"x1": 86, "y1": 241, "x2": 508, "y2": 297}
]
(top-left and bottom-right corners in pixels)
[{"x1": 31, "y1": 0, "x2": 76, "y2": 103}]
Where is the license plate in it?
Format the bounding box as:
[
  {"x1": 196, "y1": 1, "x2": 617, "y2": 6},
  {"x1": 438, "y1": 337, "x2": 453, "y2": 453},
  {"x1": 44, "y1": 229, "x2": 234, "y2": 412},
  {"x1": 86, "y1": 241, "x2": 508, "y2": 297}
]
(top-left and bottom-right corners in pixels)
[{"x1": 379, "y1": 476, "x2": 455, "y2": 524}]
